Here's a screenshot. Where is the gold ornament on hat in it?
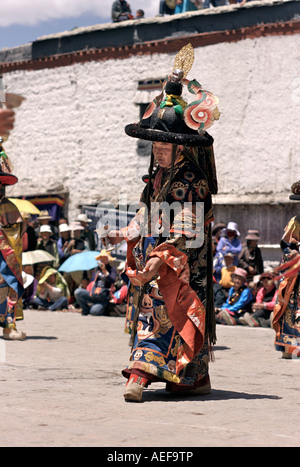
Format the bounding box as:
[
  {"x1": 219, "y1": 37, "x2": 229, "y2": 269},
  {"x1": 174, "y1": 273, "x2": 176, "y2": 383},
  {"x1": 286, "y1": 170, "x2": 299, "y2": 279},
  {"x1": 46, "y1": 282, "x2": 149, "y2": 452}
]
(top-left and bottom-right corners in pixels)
[{"x1": 172, "y1": 42, "x2": 195, "y2": 78}]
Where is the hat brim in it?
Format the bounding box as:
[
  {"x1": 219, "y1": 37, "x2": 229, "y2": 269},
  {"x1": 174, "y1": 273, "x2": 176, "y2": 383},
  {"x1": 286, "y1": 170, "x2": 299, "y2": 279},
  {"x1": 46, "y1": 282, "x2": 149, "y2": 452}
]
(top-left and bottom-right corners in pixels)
[
  {"x1": 0, "y1": 172, "x2": 18, "y2": 186},
  {"x1": 125, "y1": 123, "x2": 214, "y2": 147},
  {"x1": 96, "y1": 251, "x2": 116, "y2": 261}
]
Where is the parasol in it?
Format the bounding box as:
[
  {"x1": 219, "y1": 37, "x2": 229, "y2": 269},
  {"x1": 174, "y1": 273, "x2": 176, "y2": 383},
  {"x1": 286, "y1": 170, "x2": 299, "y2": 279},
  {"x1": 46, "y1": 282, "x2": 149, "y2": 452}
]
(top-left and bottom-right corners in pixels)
[
  {"x1": 22, "y1": 249, "x2": 56, "y2": 265},
  {"x1": 8, "y1": 198, "x2": 41, "y2": 215},
  {"x1": 58, "y1": 251, "x2": 100, "y2": 273}
]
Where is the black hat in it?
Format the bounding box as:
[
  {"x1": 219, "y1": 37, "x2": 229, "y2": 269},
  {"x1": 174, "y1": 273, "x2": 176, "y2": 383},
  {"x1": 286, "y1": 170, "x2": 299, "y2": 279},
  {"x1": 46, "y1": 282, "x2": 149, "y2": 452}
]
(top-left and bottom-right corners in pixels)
[
  {"x1": 0, "y1": 138, "x2": 18, "y2": 186},
  {"x1": 125, "y1": 44, "x2": 220, "y2": 147},
  {"x1": 290, "y1": 181, "x2": 300, "y2": 201}
]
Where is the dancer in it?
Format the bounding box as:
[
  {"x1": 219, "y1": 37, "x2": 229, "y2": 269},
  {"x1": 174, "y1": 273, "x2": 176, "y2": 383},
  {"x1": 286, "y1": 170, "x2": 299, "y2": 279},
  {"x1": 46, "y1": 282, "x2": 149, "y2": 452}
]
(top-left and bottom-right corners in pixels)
[
  {"x1": 0, "y1": 139, "x2": 25, "y2": 339},
  {"x1": 273, "y1": 181, "x2": 300, "y2": 359},
  {"x1": 106, "y1": 44, "x2": 220, "y2": 401}
]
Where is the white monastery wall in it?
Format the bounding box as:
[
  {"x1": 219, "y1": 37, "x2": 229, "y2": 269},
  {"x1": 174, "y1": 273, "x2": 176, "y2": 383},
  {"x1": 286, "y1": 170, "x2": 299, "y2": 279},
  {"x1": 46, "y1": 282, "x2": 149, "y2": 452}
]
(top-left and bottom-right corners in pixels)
[{"x1": 3, "y1": 32, "x2": 300, "y2": 219}]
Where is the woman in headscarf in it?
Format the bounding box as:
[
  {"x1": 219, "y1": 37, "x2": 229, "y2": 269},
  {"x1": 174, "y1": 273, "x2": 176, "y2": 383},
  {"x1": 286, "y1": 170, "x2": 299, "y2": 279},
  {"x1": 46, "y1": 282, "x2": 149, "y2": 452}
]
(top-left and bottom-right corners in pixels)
[{"x1": 33, "y1": 266, "x2": 70, "y2": 311}]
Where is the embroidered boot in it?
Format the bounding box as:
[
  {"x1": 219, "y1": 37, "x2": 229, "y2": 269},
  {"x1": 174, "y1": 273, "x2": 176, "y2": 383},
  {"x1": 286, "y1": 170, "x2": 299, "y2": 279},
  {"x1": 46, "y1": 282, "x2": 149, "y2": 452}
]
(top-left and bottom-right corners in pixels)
[
  {"x1": 123, "y1": 374, "x2": 148, "y2": 402},
  {"x1": 166, "y1": 375, "x2": 211, "y2": 395},
  {"x1": 3, "y1": 327, "x2": 26, "y2": 340}
]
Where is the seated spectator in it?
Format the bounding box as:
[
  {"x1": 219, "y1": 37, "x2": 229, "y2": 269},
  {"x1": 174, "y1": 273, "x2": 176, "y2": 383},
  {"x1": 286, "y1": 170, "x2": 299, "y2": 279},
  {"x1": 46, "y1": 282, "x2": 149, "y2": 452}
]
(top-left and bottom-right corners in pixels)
[
  {"x1": 36, "y1": 225, "x2": 60, "y2": 269},
  {"x1": 31, "y1": 266, "x2": 70, "y2": 311},
  {"x1": 219, "y1": 252, "x2": 236, "y2": 290},
  {"x1": 213, "y1": 280, "x2": 227, "y2": 309},
  {"x1": 216, "y1": 221, "x2": 242, "y2": 266},
  {"x1": 74, "y1": 250, "x2": 117, "y2": 316},
  {"x1": 57, "y1": 223, "x2": 72, "y2": 265},
  {"x1": 21, "y1": 212, "x2": 37, "y2": 252},
  {"x1": 61, "y1": 223, "x2": 88, "y2": 300},
  {"x1": 111, "y1": 0, "x2": 133, "y2": 22},
  {"x1": 212, "y1": 222, "x2": 226, "y2": 242},
  {"x1": 239, "y1": 272, "x2": 278, "y2": 328},
  {"x1": 22, "y1": 266, "x2": 38, "y2": 309},
  {"x1": 70, "y1": 223, "x2": 88, "y2": 254},
  {"x1": 239, "y1": 229, "x2": 264, "y2": 282},
  {"x1": 175, "y1": 0, "x2": 202, "y2": 13},
  {"x1": 159, "y1": 0, "x2": 176, "y2": 15},
  {"x1": 107, "y1": 278, "x2": 128, "y2": 316},
  {"x1": 35, "y1": 210, "x2": 59, "y2": 241},
  {"x1": 216, "y1": 268, "x2": 253, "y2": 325},
  {"x1": 213, "y1": 236, "x2": 225, "y2": 282},
  {"x1": 74, "y1": 213, "x2": 96, "y2": 251}
]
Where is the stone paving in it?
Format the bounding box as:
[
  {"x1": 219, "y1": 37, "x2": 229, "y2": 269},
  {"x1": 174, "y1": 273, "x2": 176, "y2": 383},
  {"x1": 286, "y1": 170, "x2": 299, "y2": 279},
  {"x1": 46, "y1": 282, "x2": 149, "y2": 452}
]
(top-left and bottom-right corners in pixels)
[{"x1": 0, "y1": 309, "x2": 299, "y2": 447}]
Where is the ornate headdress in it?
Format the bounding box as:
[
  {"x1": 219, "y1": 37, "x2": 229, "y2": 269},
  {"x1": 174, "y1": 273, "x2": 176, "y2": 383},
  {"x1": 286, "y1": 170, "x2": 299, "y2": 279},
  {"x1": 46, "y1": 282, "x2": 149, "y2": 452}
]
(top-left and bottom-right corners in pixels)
[{"x1": 125, "y1": 43, "x2": 220, "y2": 147}]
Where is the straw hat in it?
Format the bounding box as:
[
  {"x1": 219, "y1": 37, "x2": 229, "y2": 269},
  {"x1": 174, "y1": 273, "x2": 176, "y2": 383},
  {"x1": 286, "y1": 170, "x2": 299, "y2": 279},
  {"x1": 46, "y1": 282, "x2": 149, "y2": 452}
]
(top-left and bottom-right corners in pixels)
[
  {"x1": 95, "y1": 249, "x2": 116, "y2": 262},
  {"x1": 75, "y1": 213, "x2": 92, "y2": 223},
  {"x1": 37, "y1": 210, "x2": 52, "y2": 221},
  {"x1": 70, "y1": 222, "x2": 84, "y2": 231},
  {"x1": 245, "y1": 229, "x2": 260, "y2": 241}
]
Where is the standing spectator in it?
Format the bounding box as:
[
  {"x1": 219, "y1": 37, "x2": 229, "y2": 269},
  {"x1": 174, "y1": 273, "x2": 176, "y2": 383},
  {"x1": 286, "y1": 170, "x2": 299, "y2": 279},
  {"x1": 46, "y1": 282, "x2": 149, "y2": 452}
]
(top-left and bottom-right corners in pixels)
[
  {"x1": 216, "y1": 221, "x2": 242, "y2": 266},
  {"x1": 159, "y1": 0, "x2": 176, "y2": 15},
  {"x1": 111, "y1": 0, "x2": 133, "y2": 22},
  {"x1": 239, "y1": 229, "x2": 264, "y2": 282},
  {"x1": 175, "y1": 0, "x2": 202, "y2": 13}
]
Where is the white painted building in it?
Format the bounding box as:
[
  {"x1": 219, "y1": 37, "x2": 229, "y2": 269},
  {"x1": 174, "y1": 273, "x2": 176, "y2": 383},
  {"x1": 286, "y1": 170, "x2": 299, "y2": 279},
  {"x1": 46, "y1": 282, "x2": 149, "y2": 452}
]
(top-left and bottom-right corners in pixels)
[{"x1": 0, "y1": 0, "x2": 299, "y2": 255}]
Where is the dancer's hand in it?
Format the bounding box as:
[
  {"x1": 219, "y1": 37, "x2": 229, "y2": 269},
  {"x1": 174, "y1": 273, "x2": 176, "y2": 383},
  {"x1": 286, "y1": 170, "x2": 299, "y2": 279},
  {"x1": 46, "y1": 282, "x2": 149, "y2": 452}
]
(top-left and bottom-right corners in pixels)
[{"x1": 140, "y1": 257, "x2": 163, "y2": 282}]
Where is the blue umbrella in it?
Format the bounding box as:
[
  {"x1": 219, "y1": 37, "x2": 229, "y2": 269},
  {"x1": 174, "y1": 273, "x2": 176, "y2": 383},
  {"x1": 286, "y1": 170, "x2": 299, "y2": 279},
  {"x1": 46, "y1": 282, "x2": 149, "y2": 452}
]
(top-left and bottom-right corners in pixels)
[{"x1": 58, "y1": 251, "x2": 100, "y2": 273}]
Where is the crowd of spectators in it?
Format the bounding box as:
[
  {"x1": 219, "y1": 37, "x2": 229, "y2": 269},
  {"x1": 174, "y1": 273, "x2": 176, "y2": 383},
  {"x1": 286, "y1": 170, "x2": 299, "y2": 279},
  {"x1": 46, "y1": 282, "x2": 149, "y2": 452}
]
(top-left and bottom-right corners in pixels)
[
  {"x1": 111, "y1": 0, "x2": 254, "y2": 23},
  {"x1": 111, "y1": 0, "x2": 144, "y2": 22},
  {"x1": 21, "y1": 211, "x2": 280, "y2": 328},
  {"x1": 212, "y1": 221, "x2": 278, "y2": 328},
  {"x1": 21, "y1": 210, "x2": 128, "y2": 317}
]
